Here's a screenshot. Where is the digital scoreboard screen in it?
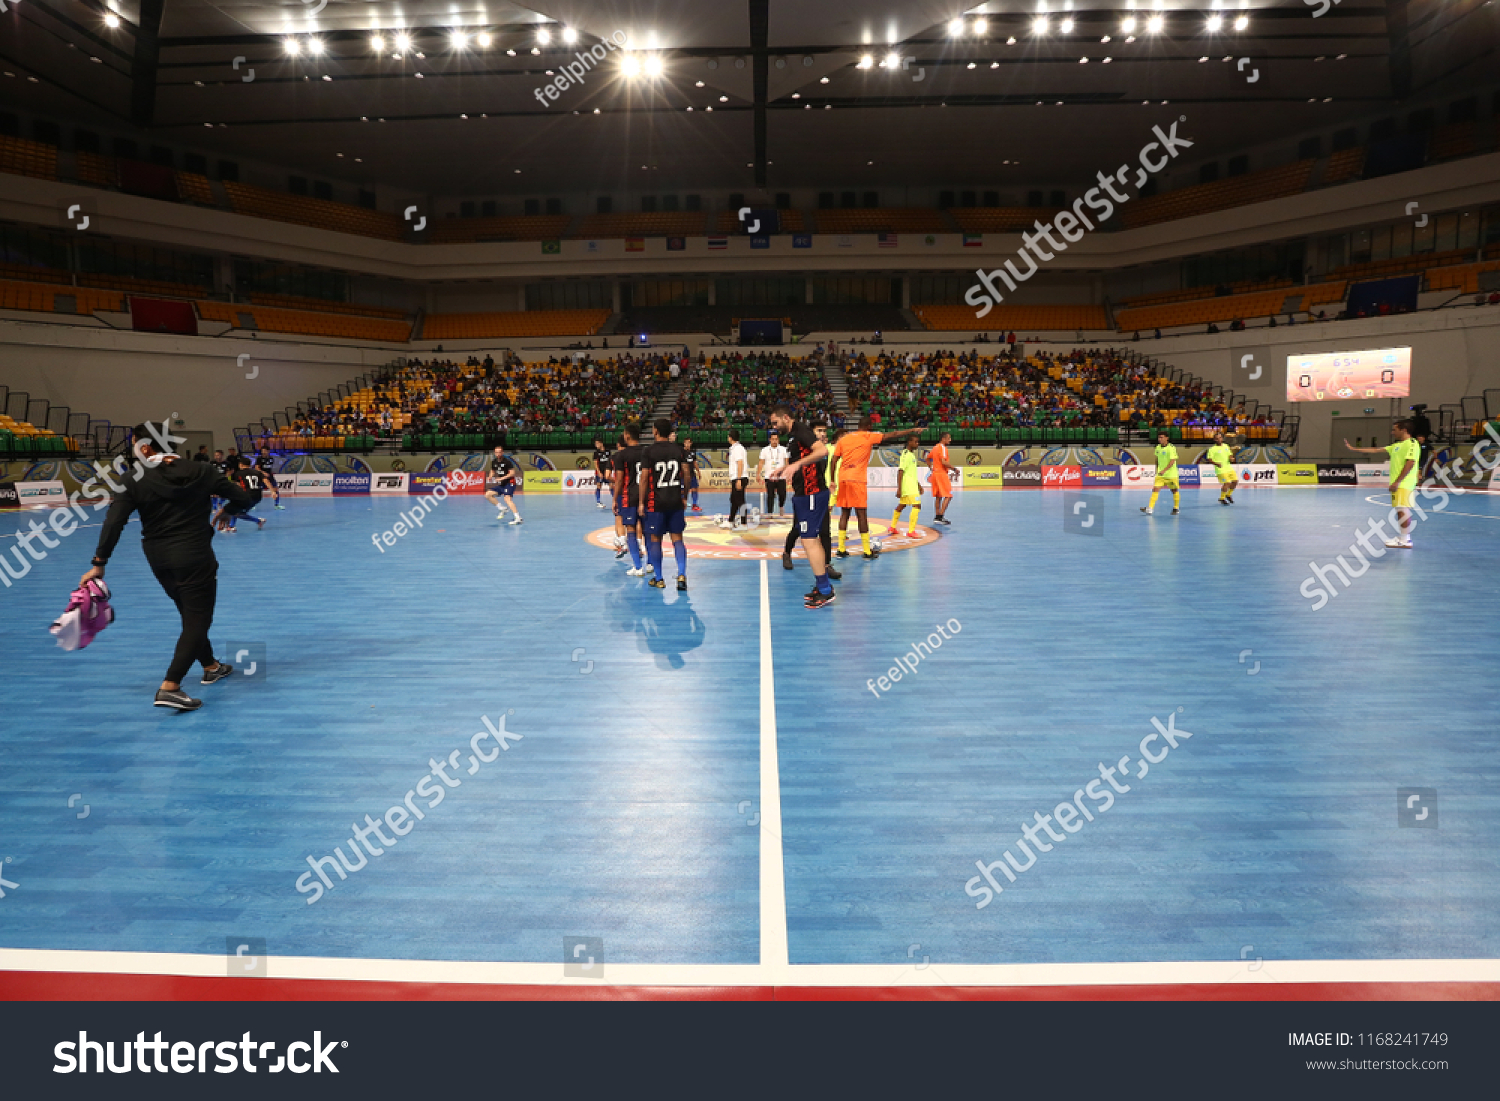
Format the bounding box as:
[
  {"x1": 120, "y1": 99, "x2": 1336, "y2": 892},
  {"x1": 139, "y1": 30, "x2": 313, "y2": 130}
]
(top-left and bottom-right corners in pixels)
[{"x1": 1286, "y1": 346, "x2": 1411, "y2": 402}]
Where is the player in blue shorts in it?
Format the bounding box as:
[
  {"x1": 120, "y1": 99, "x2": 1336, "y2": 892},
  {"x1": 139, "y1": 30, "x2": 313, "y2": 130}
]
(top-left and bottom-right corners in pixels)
[
  {"x1": 483, "y1": 445, "x2": 523, "y2": 525},
  {"x1": 639, "y1": 418, "x2": 691, "y2": 591},
  {"x1": 681, "y1": 435, "x2": 702, "y2": 512},
  {"x1": 611, "y1": 424, "x2": 648, "y2": 575},
  {"x1": 766, "y1": 403, "x2": 834, "y2": 609},
  {"x1": 591, "y1": 437, "x2": 611, "y2": 511}
]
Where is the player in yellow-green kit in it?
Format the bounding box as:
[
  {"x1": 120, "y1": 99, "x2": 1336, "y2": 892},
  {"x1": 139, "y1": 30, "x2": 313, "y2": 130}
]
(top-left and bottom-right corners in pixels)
[
  {"x1": 888, "y1": 435, "x2": 923, "y2": 537},
  {"x1": 1206, "y1": 430, "x2": 1236, "y2": 505},
  {"x1": 1345, "y1": 419, "x2": 1420, "y2": 549},
  {"x1": 1141, "y1": 430, "x2": 1180, "y2": 515}
]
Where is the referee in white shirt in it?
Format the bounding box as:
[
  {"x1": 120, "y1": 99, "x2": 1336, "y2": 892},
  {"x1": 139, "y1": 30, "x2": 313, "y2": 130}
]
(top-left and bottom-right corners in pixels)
[
  {"x1": 758, "y1": 432, "x2": 789, "y2": 517},
  {"x1": 725, "y1": 429, "x2": 749, "y2": 528}
]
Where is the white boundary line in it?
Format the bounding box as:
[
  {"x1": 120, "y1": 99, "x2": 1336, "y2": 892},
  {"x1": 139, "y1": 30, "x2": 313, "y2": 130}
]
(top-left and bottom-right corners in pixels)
[
  {"x1": 759, "y1": 558, "x2": 789, "y2": 974},
  {"x1": 1361, "y1": 494, "x2": 1500, "y2": 518}
]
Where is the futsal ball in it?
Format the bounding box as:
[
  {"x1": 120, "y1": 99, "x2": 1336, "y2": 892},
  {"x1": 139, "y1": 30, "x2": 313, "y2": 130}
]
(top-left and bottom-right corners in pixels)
[{"x1": 870, "y1": 537, "x2": 883, "y2": 553}]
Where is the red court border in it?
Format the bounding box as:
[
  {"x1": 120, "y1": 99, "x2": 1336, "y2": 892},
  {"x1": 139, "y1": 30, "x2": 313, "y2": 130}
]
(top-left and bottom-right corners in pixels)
[{"x1": 3, "y1": 972, "x2": 1498, "y2": 1001}]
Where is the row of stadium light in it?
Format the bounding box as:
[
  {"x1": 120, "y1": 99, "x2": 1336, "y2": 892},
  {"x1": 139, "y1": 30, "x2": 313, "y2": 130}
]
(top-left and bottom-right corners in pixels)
[{"x1": 944, "y1": 12, "x2": 1250, "y2": 36}]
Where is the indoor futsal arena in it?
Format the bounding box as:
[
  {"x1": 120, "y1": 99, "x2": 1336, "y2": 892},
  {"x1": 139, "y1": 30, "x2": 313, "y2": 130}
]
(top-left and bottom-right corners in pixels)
[{"x1": 2, "y1": 0, "x2": 1500, "y2": 1076}]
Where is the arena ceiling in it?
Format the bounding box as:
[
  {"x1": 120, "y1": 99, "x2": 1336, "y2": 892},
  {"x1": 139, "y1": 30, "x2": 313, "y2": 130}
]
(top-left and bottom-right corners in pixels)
[{"x1": 1, "y1": 0, "x2": 1495, "y2": 197}]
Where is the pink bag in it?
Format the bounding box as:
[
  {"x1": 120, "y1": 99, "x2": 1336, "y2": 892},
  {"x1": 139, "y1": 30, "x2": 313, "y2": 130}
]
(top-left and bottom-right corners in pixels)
[{"x1": 50, "y1": 578, "x2": 115, "y2": 651}]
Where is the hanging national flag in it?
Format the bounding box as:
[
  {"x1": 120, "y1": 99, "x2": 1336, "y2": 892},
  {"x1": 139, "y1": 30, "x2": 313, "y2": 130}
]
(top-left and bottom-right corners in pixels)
[
  {"x1": 625, "y1": 237, "x2": 645, "y2": 252},
  {"x1": 666, "y1": 237, "x2": 686, "y2": 251},
  {"x1": 963, "y1": 233, "x2": 983, "y2": 247},
  {"x1": 792, "y1": 233, "x2": 812, "y2": 248},
  {"x1": 541, "y1": 239, "x2": 561, "y2": 254},
  {"x1": 877, "y1": 233, "x2": 898, "y2": 248},
  {"x1": 708, "y1": 237, "x2": 729, "y2": 249}
]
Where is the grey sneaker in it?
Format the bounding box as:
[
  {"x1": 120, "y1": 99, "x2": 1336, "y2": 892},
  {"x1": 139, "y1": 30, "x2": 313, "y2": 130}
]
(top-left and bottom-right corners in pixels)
[{"x1": 154, "y1": 688, "x2": 202, "y2": 711}]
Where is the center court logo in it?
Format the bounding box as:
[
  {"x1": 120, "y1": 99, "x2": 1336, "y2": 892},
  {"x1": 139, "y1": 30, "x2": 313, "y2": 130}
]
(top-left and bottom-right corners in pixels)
[{"x1": 587, "y1": 516, "x2": 936, "y2": 560}]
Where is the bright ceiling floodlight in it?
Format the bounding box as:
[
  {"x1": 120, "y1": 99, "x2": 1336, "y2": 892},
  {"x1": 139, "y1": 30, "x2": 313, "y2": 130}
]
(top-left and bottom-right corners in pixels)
[
  {"x1": 104, "y1": 12, "x2": 120, "y2": 27},
  {"x1": 1059, "y1": 18, "x2": 1073, "y2": 33},
  {"x1": 477, "y1": 32, "x2": 491, "y2": 47},
  {"x1": 1234, "y1": 14, "x2": 1249, "y2": 29},
  {"x1": 284, "y1": 37, "x2": 301, "y2": 55},
  {"x1": 370, "y1": 34, "x2": 385, "y2": 51},
  {"x1": 1120, "y1": 16, "x2": 1136, "y2": 33},
  {"x1": 451, "y1": 30, "x2": 468, "y2": 49},
  {"x1": 885, "y1": 52, "x2": 901, "y2": 68},
  {"x1": 307, "y1": 37, "x2": 324, "y2": 55},
  {"x1": 948, "y1": 17, "x2": 965, "y2": 35},
  {"x1": 973, "y1": 18, "x2": 987, "y2": 34},
  {"x1": 394, "y1": 33, "x2": 411, "y2": 53},
  {"x1": 536, "y1": 26, "x2": 551, "y2": 45},
  {"x1": 1147, "y1": 14, "x2": 1164, "y2": 32},
  {"x1": 562, "y1": 26, "x2": 578, "y2": 44},
  {"x1": 643, "y1": 53, "x2": 664, "y2": 76},
  {"x1": 857, "y1": 54, "x2": 874, "y2": 68},
  {"x1": 1206, "y1": 14, "x2": 1222, "y2": 31},
  {"x1": 1033, "y1": 16, "x2": 1049, "y2": 34},
  {"x1": 820, "y1": 75, "x2": 830, "y2": 83},
  {"x1": 1006, "y1": 35, "x2": 1017, "y2": 44},
  {"x1": 621, "y1": 55, "x2": 641, "y2": 77}
]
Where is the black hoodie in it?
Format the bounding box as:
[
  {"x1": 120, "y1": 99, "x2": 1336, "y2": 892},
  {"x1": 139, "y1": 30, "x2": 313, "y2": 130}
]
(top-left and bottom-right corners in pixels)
[{"x1": 94, "y1": 457, "x2": 251, "y2": 569}]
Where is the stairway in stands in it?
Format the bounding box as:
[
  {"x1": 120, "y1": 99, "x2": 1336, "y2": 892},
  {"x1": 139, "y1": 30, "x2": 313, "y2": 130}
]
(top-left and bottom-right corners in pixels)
[
  {"x1": 653, "y1": 372, "x2": 691, "y2": 422},
  {"x1": 821, "y1": 356, "x2": 852, "y2": 420}
]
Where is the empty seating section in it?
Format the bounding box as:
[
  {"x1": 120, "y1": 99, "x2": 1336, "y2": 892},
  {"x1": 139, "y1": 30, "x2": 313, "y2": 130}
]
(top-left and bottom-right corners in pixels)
[
  {"x1": 249, "y1": 293, "x2": 407, "y2": 319},
  {"x1": 74, "y1": 150, "x2": 118, "y2": 187},
  {"x1": 1122, "y1": 161, "x2": 1314, "y2": 229},
  {"x1": 1118, "y1": 279, "x2": 1294, "y2": 310},
  {"x1": 949, "y1": 208, "x2": 1062, "y2": 233},
  {"x1": 1116, "y1": 288, "x2": 1305, "y2": 332},
  {"x1": 198, "y1": 300, "x2": 411, "y2": 341},
  {"x1": 421, "y1": 309, "x2": 610, "y2": 340},
  {"x1": 79, "y1": 273, "x2": 208, "y2": 298},
  {"x1": 812, "y1": 208, "x2": 953, "y2": 234},
  {"x1": 0, "y1": 263, "x2": 70, "y2": 285},
  {"x1": 0, "y1": 413, "x2": 78, "y2": 455},
  {"x1": 0, "y1": 135, "x2": 58, "y2": 180},
  {"x1": 429, "y1": 215, "x2": 574, "y2": 243},
  {"x1": 570, "y1": 212, "x2": 710, "y2": 238},
  {"x1": 176, "y1": 172, "x2": 215, "y2": 204},
  {"x1": 223, "y1": 182, "x2": 404, "y2": 240},
  {"x1": 711, "y1": 209, "x2": 807, "y2": 234},
  {"x1": 1331, "y1": 249, "x2": 1470, "y2": 283},
  {"x1": 1427, "y1": 260, "x2": 1500, "y2": 295},
  {"x1": 1426, "y1": 123, "x2": 1474, "y2": 161},
  {"x1": 1322, "y1": 147, "x2": 1366, "y2": 185},
  {"x1": 914, "y1": 304, "x2": 1110, "y2": 331},
  {"x1": 1303, "y1": 281, "x2": 1348, "y2": 310},
  {"x1": 0, "y1": 279, "x2": 123, "y2": 315}
]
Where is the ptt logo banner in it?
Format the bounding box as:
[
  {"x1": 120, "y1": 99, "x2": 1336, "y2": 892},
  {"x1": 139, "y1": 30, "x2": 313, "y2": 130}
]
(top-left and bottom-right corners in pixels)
[
  {"x1": 1277, "y1": 463, "x2": 1318, "y2": 485},
  {"x1": 561, "y1": 471, "x2": 602, "y2": 492},
  {"x1": 15, "y1": 480, "x2": 65, "y2": 503},
  {"x1": 0, "y1": 482, "x2": 18, "y2": 509},
  {"x1": 1174, "y1": 464, "x2": 1202, "y2": 486},
  {"x1": 273, "y1": 474, "x2": 297, "y2": 494},
  {"x1": 964, "y1": 465, "x2": 1006, "y2": 489},
  {"x1": 1238, "y1": 464, "x2": 1277, "y2": 485},
  {"x1": 332, "y1": 473, "x2": 371, "y2": 494},
  {"x1": 443, "y1": 470, "x2": 487, "y2": 494},
  {"x1": 371, "y1": 473, "x2": 409, "y2": 494},
  {"x1": 1004, "y1": 464, "x2": 1042, "y2": 487},
  {"x1": 1316, "y1": 464, "x2": 1358, "y2": 485},
  {"x1": 1120, "y1": 465, "x2": 1157, "y2": 487},
  {"x1": 294, "y1": 474, "x2": 334, "y2": 495},
  {"x1": 408, "y1": 473, "x2": 446, "y2": 494},
  {"x1": 1355, "y1": 464, "x2": 1389, "y2": 485},
  {"x1": 1041, "y1": 465, "x2": 1081, "y2": 488},
  {"x1": 1081, "y1": 465, "x2": 1121, "y2": 486},
  {"x1": 523, "y1": 470, "x2": 562, "y2": 493}
]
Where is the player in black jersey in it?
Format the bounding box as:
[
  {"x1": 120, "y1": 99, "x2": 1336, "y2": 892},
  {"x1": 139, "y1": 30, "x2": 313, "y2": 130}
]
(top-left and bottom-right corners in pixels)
[
  {"x1": 681, "y1": 435, "x2": 702, "y2": 513},
  {"x1": 766, "y1": 403, "x2": 834, "y2": 609},
  {"x1": 639, "y1": 418, "x2": 691, "y2": 591},
  {"x1": 213, "y1": 456, "x2": 268, "y2": 532},
  {"x1": 255, "y1": 447, "x2": 286, "y2": 510},
  {"x1": 591, "y1": 437, "x2": 612, "y2": 511},
  {"x1": 611, "y1": 425, "x2": 648, "y2": 575},
  {"x1": 484, "y1": 445, "x2": 523, "y2": 525}
]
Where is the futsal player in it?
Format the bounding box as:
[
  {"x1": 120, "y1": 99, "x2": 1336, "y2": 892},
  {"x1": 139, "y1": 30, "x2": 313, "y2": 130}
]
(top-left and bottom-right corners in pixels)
[
  {"x1": 1345, "y1": 420, "x2": 1420, "y2": 549},
  {"x1": 929, "y1": 431, "x2": 958, "y2": 525},
  {"x1": 484, "y1": 445, "x2": 523, "y2": 525},
  {"x1": 759, "y1": 432, "x2": 789, "y2": 518},
  {"x1": 611, "y1": 423, "x2": 648, "y2": 575},
  {"x1": 591, "y1": 437, "x2": 611, "y2": 510},
  {"x1": 255, "y1": 446, "x2": 285, "y2": 509},
  {"x1": 639, "y1": 418, "x2": 691, "y2": 591},
  {"x1": 782, "y1": 424, "x2": 840, "y2": 580},
  {"x1": 724, "y1": 429, "x2": 749, "y2": 529},
  {"x1": 1141, "y1": 430, "x2": 1181, "y2": 515},
  {"x1": 766, "y1": 404, "x2": 835, "y2": 609},
  {"x1": 213, "y1": 456, "x2": 269, "y2": 532},
  {"x1": 682, "y1": 435, "x2": 702, "y2": 512},
  {"x1": 832, "y1": 415, "x2": 915, "y2": 560},
  {"x1": 81, "y1": 421, "x2": 254, "y2": 710},
  {"x1": 888, "y1": 436, "x2": 924, "y2": 537},
  {"x1": 1206, "y1": 431, "x2": 1236, "y2": 505}
]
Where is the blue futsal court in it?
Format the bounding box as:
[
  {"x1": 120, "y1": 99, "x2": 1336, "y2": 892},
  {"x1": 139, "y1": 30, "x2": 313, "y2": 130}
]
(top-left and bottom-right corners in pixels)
[{"x1": 2, "y1": 484, "x2": 1498, "y2": 982}]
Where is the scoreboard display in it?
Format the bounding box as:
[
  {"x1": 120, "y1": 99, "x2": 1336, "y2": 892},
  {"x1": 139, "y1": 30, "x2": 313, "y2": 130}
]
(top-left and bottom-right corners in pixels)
[{"x1": 1286, "y1": 347, "x2": 1411, "y2": 402}]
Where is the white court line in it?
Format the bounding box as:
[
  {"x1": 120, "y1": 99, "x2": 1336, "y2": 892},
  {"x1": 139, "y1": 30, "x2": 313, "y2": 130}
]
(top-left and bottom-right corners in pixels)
[
  {"x1": 1362, "y1": 495, "x2": 1500, "y2": 519},
  {"x1": 759, "y1": 558, "x2": 789, "y2": 973}
]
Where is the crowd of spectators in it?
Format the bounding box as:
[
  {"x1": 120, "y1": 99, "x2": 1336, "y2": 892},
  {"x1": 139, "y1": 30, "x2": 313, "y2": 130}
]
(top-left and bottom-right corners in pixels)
[{"x1": 670, "y1": 350, "x2": 838, "y2": 430}]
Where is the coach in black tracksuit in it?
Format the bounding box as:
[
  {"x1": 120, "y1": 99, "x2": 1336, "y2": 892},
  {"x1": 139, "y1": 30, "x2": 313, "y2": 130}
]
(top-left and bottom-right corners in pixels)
[{"x1": 80, "y1": 422, "x2": 253, "y2": 711}]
